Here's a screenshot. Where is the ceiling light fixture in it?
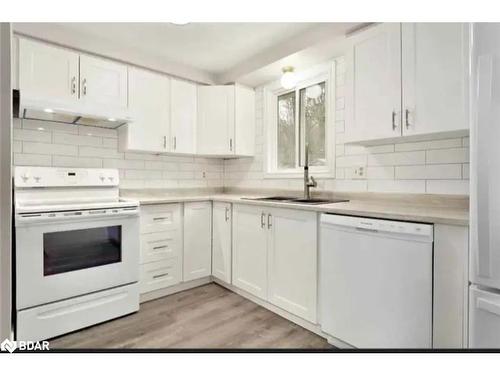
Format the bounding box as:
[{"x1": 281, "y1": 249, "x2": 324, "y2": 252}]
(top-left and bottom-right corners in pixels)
[
  {"x1": 280, "y1": 66, "x2": 296, "y2": 90},
  {"x1": 107, "y1": 118, "x2": 117, "y2": 122},
  {"x1": 43, "y1": 108, "x2": 54, "y2": 113},
  {"x1": 170, "y1": 21, "x2": 190, "y2": 26}
]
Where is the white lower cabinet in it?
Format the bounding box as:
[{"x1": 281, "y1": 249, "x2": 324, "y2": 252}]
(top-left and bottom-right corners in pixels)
[
  {"x1": 183, "y1": 201, "x2": 212, "y2": 282},
  {"x1": 268, "y1": 208, "x2": 317, "y2": 323},
  {"x1": 232, "y1": 203, "x2": 318, "y2": 322},
  {"x1": 139, "y1": 203, "x2": 182, "y2": 294},
  {"x1": 140, "y1": 258, "x2": 181, "y2": 294},
  {"x1": 212, "y1": 202, "x2": 232, "y2": 283},
  {"x1": 232, "y1": 204, "x2": 269, "y2": 300}
]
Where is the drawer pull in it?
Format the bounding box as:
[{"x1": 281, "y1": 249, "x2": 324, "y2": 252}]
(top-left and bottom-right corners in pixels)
[
  {"x1": 153, "y1": 217, "x2": 168, "y2": 221},
  {"x1": 152, "y1": 245, "x2": 168, "y2": 250},
  {"x1": 153, "y1": 272, "x2": 170, "y2": 279}
]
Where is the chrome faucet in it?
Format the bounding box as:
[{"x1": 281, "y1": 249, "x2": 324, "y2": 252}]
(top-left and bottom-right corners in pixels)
[{"x1": 304, "y1": 144, "x2": 317, "y2": 200}]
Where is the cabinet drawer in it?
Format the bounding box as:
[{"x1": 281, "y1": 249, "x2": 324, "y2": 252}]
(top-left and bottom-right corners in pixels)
[
  {"x1": 140, "y1": 203, "x2": 181, "y2": 234},
  {"x1": 140, "y1": 258, "x2": 181, "y2": 294},
  {"x1": 140, "y1": 231, "x2": 181, "y2": 264}
]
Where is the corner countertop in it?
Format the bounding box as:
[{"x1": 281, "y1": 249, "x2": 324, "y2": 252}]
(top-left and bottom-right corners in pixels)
[{"x1": 121, "y1": 191, "x2": 469, "y2": 226}]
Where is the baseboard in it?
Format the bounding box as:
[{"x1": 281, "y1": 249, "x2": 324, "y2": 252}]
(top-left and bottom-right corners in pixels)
[{"x1": 140, "y1": 277, "x2": 212, "y2": 303}]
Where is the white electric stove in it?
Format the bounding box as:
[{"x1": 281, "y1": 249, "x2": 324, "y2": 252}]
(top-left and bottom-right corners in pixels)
[{"x1": 14, "y1": 166, "x2": 140, "y2": 341}]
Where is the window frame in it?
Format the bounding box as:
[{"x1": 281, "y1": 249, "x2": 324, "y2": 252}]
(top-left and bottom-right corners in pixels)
[{"x1": 264, "y1": 61, "x2": 336, "y2": 179}]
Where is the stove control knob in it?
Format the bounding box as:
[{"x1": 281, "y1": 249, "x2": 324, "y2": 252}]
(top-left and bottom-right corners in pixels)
[
  {"x1": 108, "y1": 176, "x2": 114, "y2": 182},
  {"x1": 34, "y1": 176, "x2": 41, "y2": 183},
  {"x1": 21, "y1": 173, "x2": 30, "y2": 182},
  {"x1": 99, "y1": 174, "x2": 105, "y2": 182}
]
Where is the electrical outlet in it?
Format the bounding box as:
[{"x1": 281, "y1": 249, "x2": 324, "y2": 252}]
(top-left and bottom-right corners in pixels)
[
  {"x1": 202, "y1": 171, "x2": 206, "y2": 178},
  {"x1": 353, "y1": 166, "x2": 365, "y2": 179}
]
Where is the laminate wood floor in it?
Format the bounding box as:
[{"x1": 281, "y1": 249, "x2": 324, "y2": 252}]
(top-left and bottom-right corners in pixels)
[{"x1": 50, "y1": 283, "x2": 332, "y2": 349}]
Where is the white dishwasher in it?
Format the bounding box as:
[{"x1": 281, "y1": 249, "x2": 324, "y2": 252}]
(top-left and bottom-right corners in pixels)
[{"x1": 320, "y1": 214, "x2": 434, "y2": 348}]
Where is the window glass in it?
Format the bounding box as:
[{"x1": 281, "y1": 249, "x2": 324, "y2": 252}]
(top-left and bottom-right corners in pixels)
[
  {"x1": 277, "y1": 91, "x2": 296, "y2": 169},
  {"x1": 299, "y1": 82, "x2": 326, "y2": 166},
  {"x1": 44, "y1": 226, "x2": 122, "y2": 276}
]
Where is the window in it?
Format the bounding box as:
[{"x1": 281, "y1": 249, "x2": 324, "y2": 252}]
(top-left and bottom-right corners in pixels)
[{"x1": 266, "y1": 64, "x2": 335, "y2": 178}]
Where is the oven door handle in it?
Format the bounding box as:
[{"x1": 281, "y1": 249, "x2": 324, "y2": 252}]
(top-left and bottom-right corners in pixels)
[{"x1": 16, "y1": 207, "x2": 140, "y2": 225}]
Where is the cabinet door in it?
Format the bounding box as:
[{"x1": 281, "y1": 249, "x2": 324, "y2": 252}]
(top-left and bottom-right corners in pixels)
[
  {"x1": 197, "y1": 85, "x2": 235, "y2": 155},
  {"x1": 268, "y1": 208, "x2": 317, "y2": 322},
  {"x1": 171, "y1": 79, "x2": 197, "y2": 154},
  {"x1": 19, "y1": 38, "x2": 79, "y2": 104},
  {"x1": 402, "y1": 23, "x2": 469, "y2": 136},
  {"x1": 234, "y1": 85, "x2": 255, "y2": 156},
  {"x1": 79, "y1": 54, "x2": 128, "y2": 110},
  {"x1": 183, "y1": 201, "x2": 212, "y2": 282},
  {"x1": 212, "y1": 202, "x2": 232, "y2": 283},
  {"x1": 345, "y1": 23, "x2": 402, "y2": 143},
  {"x1": 232, "y1": 204, "x2": 268, "y2": 300},
  {"x1": 123, "y1": 68, "x2": 170, "y2": 153}
]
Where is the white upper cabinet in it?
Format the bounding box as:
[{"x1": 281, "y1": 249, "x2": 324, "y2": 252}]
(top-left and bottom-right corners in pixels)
[
  {"x1": 197, "y1": 85, "x2": 235, "y2": 155},
  {"x1": 18, "y1": 38, "x2": 128, "y2": 113},
  {"x1": 197, "y1": 84, "x2": 255, "y2": 156},
  {"x1": 19, "y1": 38, "x2": 79, "y2": 105},
  {"x1": 183, "y1": 202, "x2": 212, "y2": 282},
  {"x1": 212, "y1": 202, "x2": 232, "y2": 284},
  {"x1": 234, "y1": 85, "x2": 255, "y2": 156},
  {"x1": 401, "y1": 23, "x2": 469, "y2": 136},
  {"x1": 120, "y1": 67, "x2": 170, "y2": 153},
  {"x1": 170, "y1": 79, "x2": 197, "y2": 154},
  {"x1": 79, "y1": 54, "x2": 128, "y2": 110},
  {"x1": 345, "y1": 23, "x2": 402, "y2": 143},
  {"x1": 345, "y1": 23, "x2": 470, "y2": 144}
]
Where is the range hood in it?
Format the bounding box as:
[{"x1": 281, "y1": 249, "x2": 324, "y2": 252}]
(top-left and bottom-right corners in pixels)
[{"x1": 13, "y1": 90, "x2": 132, "y2": 129}]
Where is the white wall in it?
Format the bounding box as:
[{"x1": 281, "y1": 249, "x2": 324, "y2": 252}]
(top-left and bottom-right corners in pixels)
[
  {"x1": 12, "y1": 119, "x2": 224, "y2": 190},
  {"x1": 224, "y1": 57, "x2": 470, "y2": 195},
  {"x1": 0, "y1": 22, "x2": 12, "y2": 341}
]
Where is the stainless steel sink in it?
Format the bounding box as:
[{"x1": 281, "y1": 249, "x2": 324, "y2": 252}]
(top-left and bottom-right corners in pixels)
[
  {"x1": 245, "y1": 196, "x2": 297, "y2": 202},
  {"x1": 290, "y1": 198, "x2": 348, "y2": 205},
  {"x1": 242, "y1": 197, "x2": 349, "y2": 205}
]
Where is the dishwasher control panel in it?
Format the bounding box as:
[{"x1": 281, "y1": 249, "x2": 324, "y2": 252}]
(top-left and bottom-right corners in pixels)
[{"x1": 320, "y1": 214, "x2": 433, "y2": 238}]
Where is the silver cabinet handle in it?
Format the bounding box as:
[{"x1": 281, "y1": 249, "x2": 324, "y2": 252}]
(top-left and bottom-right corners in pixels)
[
  {"x1": 173, "y1": 136, "x2": 177, "y2": 150},
  {"x1": 392, "y1": 110, "x2": 397, "y2": 131},
  {"x1": 153, "y1": 217, "x2": 167, "y2": 221},
  {"x1": 261, "y1": 212, "x2": 265, "y2": 228},
  {"x1": 163, "y1": 136, "x2": 167, "y2": 149},
  {"x1": 71, "y1": 76, "x2": 76, "y2": 95},
  {"x1": 82, "y1": 78, "x2": 87, "y2": 96},
  {"x1": 153, "y1": 272, "x2": 169, "y2": 279},
  {"x1": 153, "y1": 245, "x2": 168, "y2": 250},
  {"x1": 229, "y1": 138, "x2": 233, "y2": 152},
  {"x1": 267, "y1": 213, "x2": 272, "y2": 229},
  {"x1": 405, "y1": 109, "x2": 411, "y2": 129},
  {"x1": 225, "y1": 207, "x2": 229, "y2": 222}
]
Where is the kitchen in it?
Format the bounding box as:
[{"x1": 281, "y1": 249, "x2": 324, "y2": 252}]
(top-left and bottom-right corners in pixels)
[{"x1": 0, "y1": 12, "x2": 497, "y2": 359}]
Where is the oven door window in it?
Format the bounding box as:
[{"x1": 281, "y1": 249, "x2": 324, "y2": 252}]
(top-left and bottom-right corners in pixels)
[{"x1": 43, "y1": 226, "x2": 122, "y2": 276}]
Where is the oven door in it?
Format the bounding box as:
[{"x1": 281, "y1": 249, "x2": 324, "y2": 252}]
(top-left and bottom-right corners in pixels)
[{"x1": 15, "y1": 208, "x2": 140, "y2": 310}]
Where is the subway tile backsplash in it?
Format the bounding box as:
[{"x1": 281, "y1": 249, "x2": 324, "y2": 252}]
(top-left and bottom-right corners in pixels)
[{"x1": 12, "y1": 118, "x2": 224, "y2": 190}]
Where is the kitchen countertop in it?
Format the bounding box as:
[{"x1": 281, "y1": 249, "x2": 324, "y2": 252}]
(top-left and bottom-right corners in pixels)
[{"x1": 121, "y1": 191, "x2": 469, "y2": 226}]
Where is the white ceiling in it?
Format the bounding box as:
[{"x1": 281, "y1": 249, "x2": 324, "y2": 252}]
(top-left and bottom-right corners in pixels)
[
  {"x1": 57, "y1": 23, "x2": 320, "y2": 73},
  {"x1": 13, "y1": 22, "x2": 365, "y2": 86}
]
